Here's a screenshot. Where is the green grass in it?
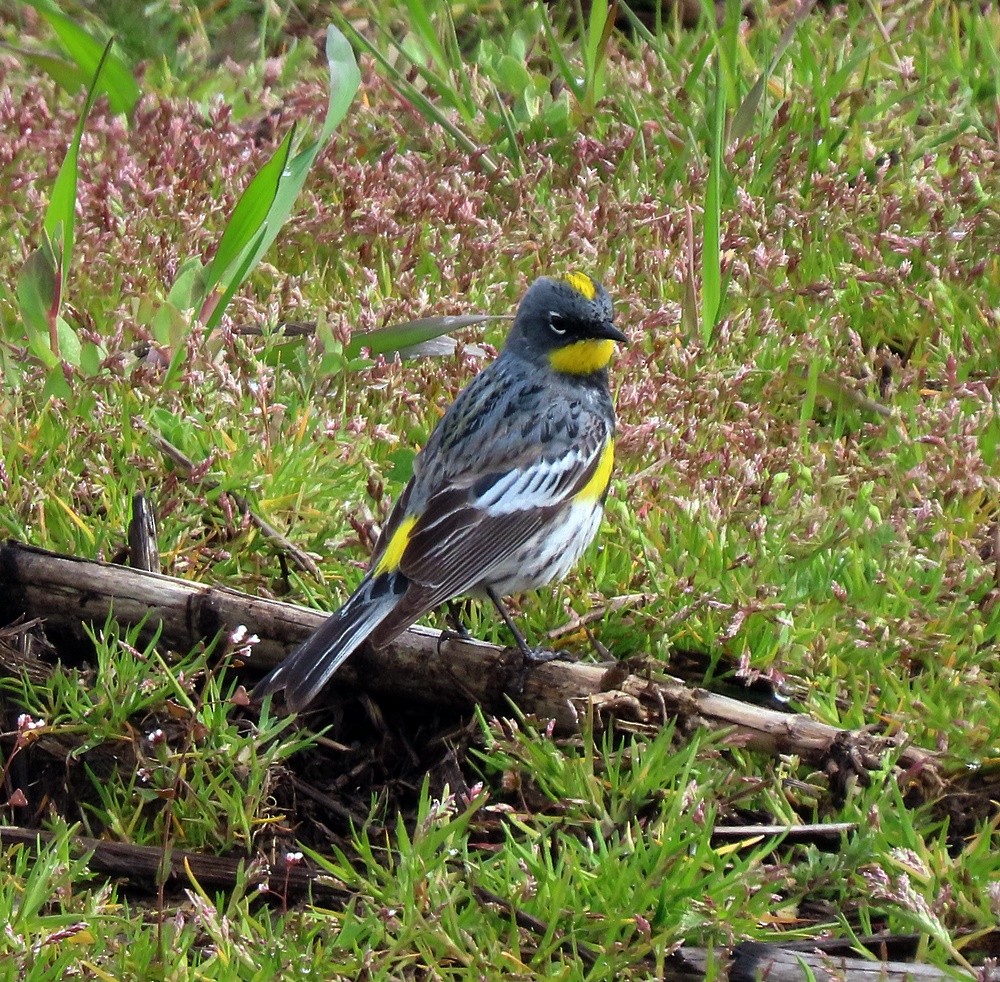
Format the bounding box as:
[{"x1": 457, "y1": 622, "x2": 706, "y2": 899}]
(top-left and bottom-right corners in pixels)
[{"x1": 1, "y1": 0, "x2": 1000, "y2": 977}]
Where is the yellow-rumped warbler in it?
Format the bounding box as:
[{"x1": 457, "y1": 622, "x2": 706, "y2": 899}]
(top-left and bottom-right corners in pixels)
[{"x1": 254, "y1": 273, "x2": 626, "y2": 711}]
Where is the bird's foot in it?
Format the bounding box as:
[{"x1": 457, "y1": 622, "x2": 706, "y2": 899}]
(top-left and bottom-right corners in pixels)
[
  {"x1": 499, "y1": 645, "x2": 572, "y2": 698},
  {"x1": 521, "y1": 646, "x2": 562, "y2": 665},
  {"x1": 436, "y1": 626, "x2": 472, "y2": 656}
]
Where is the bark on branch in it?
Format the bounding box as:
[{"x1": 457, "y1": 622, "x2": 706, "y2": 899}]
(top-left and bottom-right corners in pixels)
[{"x1": 0, "y1": 541, "x2": 936, "y2": 774}]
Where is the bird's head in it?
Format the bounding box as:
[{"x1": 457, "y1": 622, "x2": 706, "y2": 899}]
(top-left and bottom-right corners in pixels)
[{"x1": 506, "y1": 273, "x2": 626, "y2": 375}]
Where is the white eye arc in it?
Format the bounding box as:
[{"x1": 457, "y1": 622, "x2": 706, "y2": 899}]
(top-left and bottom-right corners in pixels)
[{"x1": 549, "y1": 311, "x2": 567, "y2": 335}]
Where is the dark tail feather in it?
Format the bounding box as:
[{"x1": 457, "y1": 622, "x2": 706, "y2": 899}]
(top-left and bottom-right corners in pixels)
[{"x1": 252, "y1": 573, "x2": 406, "y2": 712}]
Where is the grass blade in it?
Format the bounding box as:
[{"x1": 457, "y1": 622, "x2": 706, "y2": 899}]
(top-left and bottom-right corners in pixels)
[
  {"x1": 335, "y1": 16, "x2": 496, "y2": 171},
  {"x1": 731, "y1": 0, "x2": 816, "y2": 142},
  {"x1": 701, "y1": 55, "x2": 726, "y2": 345},
  {"x1": 539, "y1": 4, "x2": 585, "y2": 102},
  {"x1": 203, "y1": 25, "x2": 360, "y2": 331},
  {"x1": 203, "y1": 126, "x2": 295, "y2": 301},
  {"x1": 1, "y1": 45, "x2": 88, "y2": 94},
  {"x1": 43, "y1": 37, "x2": 115, "y2": 287},
  {"x1": 403, "y1": 0, "x2": 452, "y2": 75}
]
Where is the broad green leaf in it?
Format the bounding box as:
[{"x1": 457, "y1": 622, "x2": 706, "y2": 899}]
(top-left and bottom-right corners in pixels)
[
  {"x1": 79, "y1": 337, "x2": 104, "y2": 376},
  {"x1": 25, "y1": 324, "x2": 59, "y2": 367},
  {"x1": 543, "y1": 97, "x2": 571, "y2": 133},
  {"x1": 17, "y1": 241, "x2": 58, "y2": 338},
  {"x1": 54, "y1": 314, "x2": 82, "y2": 368},
  {"x1": 385, "y1": 447, "x2": 417, "y2": 484},
  {"x1": 41, "y1": 364, "x2": 71, "y2": 400},
  {"x1": 15, "y1": 48, "x2": 87, "y2": 94},
  {"x1": 495, "y1": 53, "x2": 533, "y2": 95},
  {"x1": 152, "y1": 301, "x2": 190, "y2": 351},
  {"x1": 267, "y1": 23, "x2": 362, "y2": 211},
  {"x1": 344, "y1": 314, "x2": 504, "y2": 361},
  {"x1": 149, "y1": 258, "x2": 206, "y2": 349},
  {"x1": 166, "y1": 257, "x2": 207, "y2": 311},
  {"x1": 315, "y1": 315, "x2": 349, "y2": 375},
  {"x1": 30, "y1": 1, "x2": 140, "y2": 114}
]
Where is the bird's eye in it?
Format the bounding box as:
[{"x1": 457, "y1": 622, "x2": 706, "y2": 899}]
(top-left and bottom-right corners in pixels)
[{"x1": 549, "y1": 311, "x2": 567, "y2": 335}]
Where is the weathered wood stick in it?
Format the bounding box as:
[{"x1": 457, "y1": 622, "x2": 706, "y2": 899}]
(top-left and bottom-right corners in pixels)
[
  {"x1": 0, "y1": 541, "x2": 936, "y2": 772},
  {"x1": 126, "y1": 491, "x2": 161, "y2": 574},
  {"x1": 675, "y1": 941, "x2": 969, "y2": 981},
  {"x1": 0, "y1": 823, "x2": 346, "y2": 902}
]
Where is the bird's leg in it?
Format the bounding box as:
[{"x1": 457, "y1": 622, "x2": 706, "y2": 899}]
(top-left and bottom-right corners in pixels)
[
  {"x1": 445, "y1": 599, "x2": 473, "y2": 638},
  {"x1": 436, "y1": 600, "x2": 474, "y2": 656},
  {"x1": 485, "y1": 587, "x2": 560, "y2": 664}
]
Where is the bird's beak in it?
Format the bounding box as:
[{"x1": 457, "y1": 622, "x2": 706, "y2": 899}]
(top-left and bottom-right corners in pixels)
[{"x1": 595, "y1": 321, "x2": 628, "y2": 344}]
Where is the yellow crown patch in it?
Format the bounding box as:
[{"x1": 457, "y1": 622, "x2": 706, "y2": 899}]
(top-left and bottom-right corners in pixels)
[{"x1": 562, "y1": 272, "x2": 597, "y2": 301}]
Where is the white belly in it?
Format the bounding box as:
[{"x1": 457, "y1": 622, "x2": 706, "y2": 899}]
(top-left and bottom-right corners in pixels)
[{"x1": 482, "y1": 502, "x2": 604, "y2": 595}]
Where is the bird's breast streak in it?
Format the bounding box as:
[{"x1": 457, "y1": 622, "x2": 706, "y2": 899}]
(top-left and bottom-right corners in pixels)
[
  {"x1": 575, "y1": 439, "x2": 615, "y2": 503},
  {"x1": 374, "y1": 514, "x2": 418, "y2": 573}
]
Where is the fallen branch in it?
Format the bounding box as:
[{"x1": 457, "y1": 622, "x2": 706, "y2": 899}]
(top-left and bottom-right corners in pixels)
[
  {"x1": 0, "y1": 540, "x2": 937, "y2": 776},
  {"x1": 674, "y1": 940, "x2": 970, "y2": 981},
  {"x1": 0, "y1": 823, "x2": 346, "y2": 902}
]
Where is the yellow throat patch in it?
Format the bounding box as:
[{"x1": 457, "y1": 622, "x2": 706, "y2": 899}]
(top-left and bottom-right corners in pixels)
[
  {"x1": 548, "y1": 338, "x2": 615, "y2": 375},
  {"x1": 562, "y1": 272, "x2": 597, "y2": 300}
]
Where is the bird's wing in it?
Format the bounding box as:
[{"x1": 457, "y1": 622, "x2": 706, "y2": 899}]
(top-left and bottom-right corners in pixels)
[{"x1": 382, "y1": 419, "x2": 613, "y2": 620}]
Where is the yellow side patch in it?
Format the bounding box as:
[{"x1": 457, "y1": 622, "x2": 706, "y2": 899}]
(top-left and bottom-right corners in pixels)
[
  {"x1": 576, "y1": 440, "x2": 615, "y2": 503},
  {"x1": 374, "y1": 514, "x2": 418, "y2": 574},
  {"x1": 562, "y1": 272, "x2": 597, "y2": 300},
  {"x1": 548, "y1": 338, "x2": 615, "y2": 375}
]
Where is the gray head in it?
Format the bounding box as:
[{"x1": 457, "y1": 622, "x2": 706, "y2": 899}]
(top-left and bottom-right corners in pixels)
[{"x1": 504, "y1": 273, "x2": 626, "y2": 375}]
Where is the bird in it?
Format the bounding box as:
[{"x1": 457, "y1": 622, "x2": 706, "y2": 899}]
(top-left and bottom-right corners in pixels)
[{"x1": 253, "y1": 272, "x2": 626, "y2": 712}]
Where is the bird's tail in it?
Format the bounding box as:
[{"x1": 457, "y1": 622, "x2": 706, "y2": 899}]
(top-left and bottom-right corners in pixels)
[{"x1": 252, "y1": 573, "x2": 406, "y2": 712}]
